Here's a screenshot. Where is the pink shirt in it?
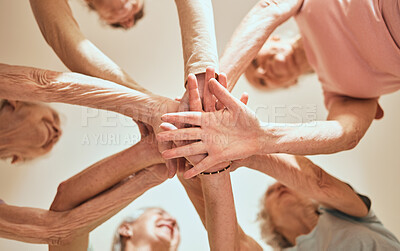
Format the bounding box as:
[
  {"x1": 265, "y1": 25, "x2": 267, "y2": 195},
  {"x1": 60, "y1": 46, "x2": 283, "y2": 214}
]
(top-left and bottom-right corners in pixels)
[{"x1": 295, "y1": 0, "x2": 400, "y2": 118}]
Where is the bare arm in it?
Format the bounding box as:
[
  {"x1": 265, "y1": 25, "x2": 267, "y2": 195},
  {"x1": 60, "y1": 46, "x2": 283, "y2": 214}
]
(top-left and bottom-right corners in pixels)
[
  {"x1": 219, "y1": 0, "x2": 303, "y2": 90},
  {"x1": 0, "y1": 164, "x2": 167, "y2": 245},
  {"x1": 49, "y1": 235, "x2": 89, "y2": 251},
  {"x1": 175, "y1": 0, "x2": 219, "y2": 81},
  {"x1": 258, "y1": 96, "x2": 377, "y2": 155},
  {"x1": 50, "y1": 136, "x2": 163, "y2": 212},
  {"x1": 0, "y1": 63, "x2": 178, "y2": 127},
  {"x1": 29, "y1": 0, "x2": 149, "y2": 93},
  {"x1": 236, "y1": 154, "x2": 368, "y2": 217},
  {"x1": 199, "y1": 173, "x2": 240, "y2": 251},
  {"x1": 179, "y1": 173, "x2": 262, "y2": 251}
]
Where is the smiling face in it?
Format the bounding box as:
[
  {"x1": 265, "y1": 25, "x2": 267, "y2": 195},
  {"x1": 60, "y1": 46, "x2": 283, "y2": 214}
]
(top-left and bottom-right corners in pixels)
[
  {"x1": 245, "y1": 36, "x2": 312, "y2": 91},
  {"x1": 118, "y1": 208, "x2": 180, "y2": 251},
  {"x1": 0, "y1": 101, "x2": 61, "y2": 163},
  {"x1": 87, "y1": 0, "x2": 145, "y2": 29}
]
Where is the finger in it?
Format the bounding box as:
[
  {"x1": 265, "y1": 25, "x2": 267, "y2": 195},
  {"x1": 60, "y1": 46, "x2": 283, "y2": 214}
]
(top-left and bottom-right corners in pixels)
[
  {"x1": 178, "y1": 91, "x2": 190, "y2": 112},
  {"x1": 216, "y1": 73, "x2": 229, "y2": 110},
  {"x1": 204, "y1": 67, "x2": 217, "y2": 112},
  {"x1": 162, "y1": 141, "x2": 206, "y2": 160},
  {"x1": 239, "y1": 92, "x2": 249, "y2": 105},
  {"x1": 177, "y1": 157, "x2": 187, "y2": 176},
  {"x1": 158, "y1": 140, "x2": 176, "y2": 178},
  {"x1": 161, "y1": 112, "x2": 202, "y2": 126},
  {"x1": 157, "y1": 127, "x2": 202, "y2": 142},
  {"x1": 208, "y1": 79, "x2": 241, "y2": 111},
  {"x1": 159, "y1": 122, "x2": 178, "y2": 131},
  {"x1": 219, "y1": 72, "x2": 228, "y2": 88},
  {"x1": 183, "y1": 157, "x2": 219, "y2": 179},
  {"x1": 187, "y1": 74, "x2": 203, "y2": 112}
]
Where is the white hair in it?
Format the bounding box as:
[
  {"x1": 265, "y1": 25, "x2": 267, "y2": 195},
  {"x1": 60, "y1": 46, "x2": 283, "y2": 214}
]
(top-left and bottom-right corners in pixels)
[{"x1": 111, "y1": 207, "x2": 163, "y2": 251}]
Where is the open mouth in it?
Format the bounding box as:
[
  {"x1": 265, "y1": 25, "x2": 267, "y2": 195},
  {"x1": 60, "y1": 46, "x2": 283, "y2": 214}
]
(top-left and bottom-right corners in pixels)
[{"x1": 157, "y1": 223, "x2": 174, "y2": 239}]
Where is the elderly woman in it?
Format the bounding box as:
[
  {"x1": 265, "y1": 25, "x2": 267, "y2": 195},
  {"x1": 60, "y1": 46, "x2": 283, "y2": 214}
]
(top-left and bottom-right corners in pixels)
[
  {"x1": 0, "y1": 100, "x2": 61, "y2": 163},
  {"x1": 112, "y1": 207, "x2": 180, "y2": 251},
  {"x1": 0, "y1": 63, "x2": 178, "y2": 168},
  {"x1": 156, "y1": 0, "x2": 400, "y2": 176},
  {"x1": 240, "y1": 154, "x2": 400, "y2": 250},
  {"x1": 177, "y1": 146, "x2": 400, "y2": 250}
]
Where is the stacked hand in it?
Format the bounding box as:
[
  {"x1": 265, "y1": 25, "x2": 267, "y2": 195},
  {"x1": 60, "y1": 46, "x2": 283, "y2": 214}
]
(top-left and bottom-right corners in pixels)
[
  {"x1": 141, "y1": 96, "x2": 179, "y2": 178},
  {"x1": 158, "y1": 68, "x2": 255, "y2": 178}
]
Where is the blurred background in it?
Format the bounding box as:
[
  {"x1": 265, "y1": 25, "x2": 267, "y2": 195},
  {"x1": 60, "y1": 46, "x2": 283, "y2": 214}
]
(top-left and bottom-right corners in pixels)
[{"x1": 0, "y1": 0, "x2": 399, "y2": 250}]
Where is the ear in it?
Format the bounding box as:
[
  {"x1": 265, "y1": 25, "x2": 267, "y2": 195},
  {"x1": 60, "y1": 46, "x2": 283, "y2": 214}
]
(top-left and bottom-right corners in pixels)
[
  {"x1": 118, "y1": 223, "x2": 134, "y2": 238},
  {"x1": 11, "y1": 155, "x2": 22, "y2": 164}
]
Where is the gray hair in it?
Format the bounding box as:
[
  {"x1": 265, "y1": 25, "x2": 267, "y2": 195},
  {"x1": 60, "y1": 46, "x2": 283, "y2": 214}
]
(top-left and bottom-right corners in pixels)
[
  {"x1": 257, "y1": 196, "x2": 293, "y2": 250},
  {"x1": 111, "y1": 207, "x2": 162, "y2": 251}
]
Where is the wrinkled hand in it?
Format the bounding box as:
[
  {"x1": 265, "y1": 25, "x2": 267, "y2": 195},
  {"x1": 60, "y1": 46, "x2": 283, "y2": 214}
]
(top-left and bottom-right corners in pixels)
[
  {"x1": 173, "y1": 68, "x2": 229, "y2": 172},
  {"x1": 158, "y1": 74, "x2": 255, "y2": 178},
  {"x1": 149, "y1": 97, "x2": 179, "y2": 178}
]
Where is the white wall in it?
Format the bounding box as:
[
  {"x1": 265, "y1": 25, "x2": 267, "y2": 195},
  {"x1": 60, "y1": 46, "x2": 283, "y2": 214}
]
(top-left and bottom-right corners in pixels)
[{"x1": 0, "y1": 0, "x2": 399, "y2": 250}]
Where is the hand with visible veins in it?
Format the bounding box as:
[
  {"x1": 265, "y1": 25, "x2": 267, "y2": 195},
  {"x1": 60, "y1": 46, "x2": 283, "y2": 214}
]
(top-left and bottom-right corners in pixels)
[
  {"x1": 158, "y1": 69, "x2": 250, "y2": 178},
  {"x1": 171, "y1": 68, "x2": 229, "y2": 174}
]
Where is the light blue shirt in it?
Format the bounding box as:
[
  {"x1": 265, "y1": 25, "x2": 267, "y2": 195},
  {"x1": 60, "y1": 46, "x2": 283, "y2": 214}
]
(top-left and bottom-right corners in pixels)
[{"x1": 286, "y1": 208, "x2": 400, "y2": 251}]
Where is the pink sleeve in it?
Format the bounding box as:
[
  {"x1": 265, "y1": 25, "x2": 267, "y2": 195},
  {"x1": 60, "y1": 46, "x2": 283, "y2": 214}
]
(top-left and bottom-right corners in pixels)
[{"x1": 324, "y1": 91, "x2": 384, "y2": 120}]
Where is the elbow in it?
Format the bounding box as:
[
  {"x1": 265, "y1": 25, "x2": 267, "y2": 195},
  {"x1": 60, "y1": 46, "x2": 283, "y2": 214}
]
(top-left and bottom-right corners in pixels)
[
  {"x1": 30, "y1": 68, "x2": 58, "y2": 88},
  {"x1": 44, "y1": 216, "x2": 77, "y2": 246},
  {"x1": 50, "y1": 181, "x2": 69, "y2": 212},
  {"x1": 342, "y1": 127, "x2": 362, "y2": 151}
]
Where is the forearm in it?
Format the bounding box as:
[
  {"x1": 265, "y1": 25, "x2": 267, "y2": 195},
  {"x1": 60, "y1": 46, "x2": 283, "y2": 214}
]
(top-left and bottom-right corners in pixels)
[
  {"x1": 0, "y1": 167, "x2": 164, "y2": 245},
  {"x1": 258, "y1": 120, "x2": 362, "y2": 155},
  {"x1": 50, "y1": 139, "x2": 163, "y2": 212},
  {"x1": 57, "y1": 166, "x2": 166, "y2": 239},
  {"x1": 175, "y1": 0, "x2": 219, "y2": 81},
  {"x1": 0, "y1": 64, "x2": 170, "y2": 125},
  {"x1": 240, "y1": 154, "x2": 326, "y2": 196},
  {"x1": 220, "y1": 0, "x2": 302, "y2": 91},
  {"x1": 29, "y1": 0, "x2": 149, "y2": 93},
  {"x1": 179, "y1": 177, "x2": 262, "y2": 251},
  {"x1": 0, "y1": 203, "x2": 62, "y2": 244},
  {"x1": 178, "y1": 177, "x2": 207, "y2": 227},
  {"x1": 200, "y1": 172, "x2": 239, "y2": 251},
  {"x1": 240, "y1": 154, "x2": 368, "y2": 217},
  {"x1": 258, "y1": 97, "x2": 376, "y2": 155},
  {"x1": 49, "y1": 234, "x2": 89, "y2": 251}
]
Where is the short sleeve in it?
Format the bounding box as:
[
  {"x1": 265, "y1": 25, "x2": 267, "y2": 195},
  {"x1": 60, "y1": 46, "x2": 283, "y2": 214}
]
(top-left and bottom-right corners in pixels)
[{"x1": 323, "y1": 91, "x2": 384, "y2": 120}]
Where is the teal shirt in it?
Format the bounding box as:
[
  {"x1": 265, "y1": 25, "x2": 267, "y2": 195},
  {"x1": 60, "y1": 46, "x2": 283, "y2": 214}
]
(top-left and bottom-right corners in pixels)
[{"x1": 286, "y1": 208, "x2": 400, "y2": 251}]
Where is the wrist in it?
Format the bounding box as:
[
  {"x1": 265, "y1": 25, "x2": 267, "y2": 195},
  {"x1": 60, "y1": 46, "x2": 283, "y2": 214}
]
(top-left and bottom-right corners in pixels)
[
  {"x1": 257, "y1": 122, "x2": 281, "y2": 154},
  {"x1": 199, "y1": 168, "x2": 230, "y2": 182},
  {"x1": 146, "y1": 96, "x2": 179, "y2": 127}
]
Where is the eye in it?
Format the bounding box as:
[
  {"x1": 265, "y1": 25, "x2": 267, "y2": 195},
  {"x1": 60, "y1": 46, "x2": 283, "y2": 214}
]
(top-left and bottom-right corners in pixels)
[
  {"x1": 251, "y1": 59, "x2": 259, "y2": 68},
  {"x1": 266, "y1": 187, "x2": 275, "y2": 196}
]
